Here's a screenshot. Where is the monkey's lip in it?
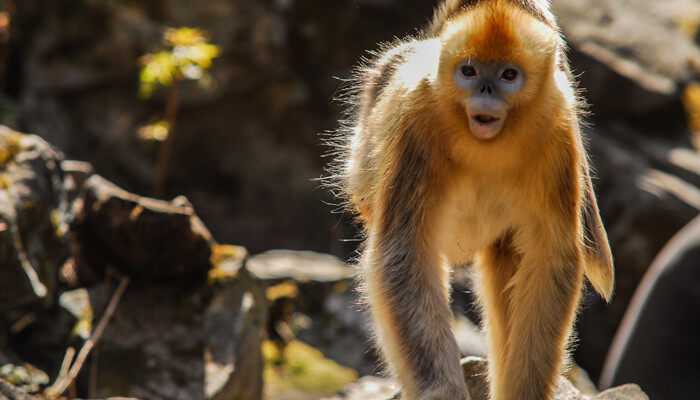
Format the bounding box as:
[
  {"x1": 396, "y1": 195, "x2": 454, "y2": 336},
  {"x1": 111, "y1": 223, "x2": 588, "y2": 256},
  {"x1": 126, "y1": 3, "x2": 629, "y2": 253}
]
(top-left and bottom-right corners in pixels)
[{"x1": 468, "y1": 113, "x2": 504, "y2": 140}]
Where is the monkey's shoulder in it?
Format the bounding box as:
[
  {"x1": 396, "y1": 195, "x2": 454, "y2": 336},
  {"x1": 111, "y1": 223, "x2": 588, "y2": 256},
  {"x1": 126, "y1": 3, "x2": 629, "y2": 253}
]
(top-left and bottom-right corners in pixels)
[{"x1": 358, "y1": 38, "x2": 441, "y2": 114}]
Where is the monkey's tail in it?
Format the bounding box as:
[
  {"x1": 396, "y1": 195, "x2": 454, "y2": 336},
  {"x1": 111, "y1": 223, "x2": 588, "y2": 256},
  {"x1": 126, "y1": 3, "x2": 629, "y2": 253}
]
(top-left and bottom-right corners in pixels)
[
  {"x1": 584, "y1": 252, "x2": 615, "y2": 302},
  {"x1": 581, "y1": 171, "x2": 615, "y2": 302}
]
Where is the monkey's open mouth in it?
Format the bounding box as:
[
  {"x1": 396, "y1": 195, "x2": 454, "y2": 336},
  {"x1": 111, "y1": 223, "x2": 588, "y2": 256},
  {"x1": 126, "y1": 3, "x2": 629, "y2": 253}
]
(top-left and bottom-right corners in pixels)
[
  {"x1": 467, "y1": 112, "x2": 505, "y2": 140},
  {"x1": 472, "y1": 114, "x2": 499, "y2": 124}
]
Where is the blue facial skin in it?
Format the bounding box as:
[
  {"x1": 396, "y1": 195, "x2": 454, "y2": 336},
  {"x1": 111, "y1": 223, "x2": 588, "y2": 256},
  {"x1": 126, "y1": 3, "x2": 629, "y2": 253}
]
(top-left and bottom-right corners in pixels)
[{"x1": 452, "y1": 60, "x2": 524, "y2": 139}]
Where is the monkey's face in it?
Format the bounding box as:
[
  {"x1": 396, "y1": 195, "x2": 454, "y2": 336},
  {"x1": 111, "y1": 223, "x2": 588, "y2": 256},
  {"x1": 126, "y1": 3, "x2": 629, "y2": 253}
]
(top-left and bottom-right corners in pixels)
[
  {"x1": 452, "y1": 60, "x2": 524, "y2": 139},
  {"x1": 436, "y1": 1, "x2": 559, "y2": 141}
]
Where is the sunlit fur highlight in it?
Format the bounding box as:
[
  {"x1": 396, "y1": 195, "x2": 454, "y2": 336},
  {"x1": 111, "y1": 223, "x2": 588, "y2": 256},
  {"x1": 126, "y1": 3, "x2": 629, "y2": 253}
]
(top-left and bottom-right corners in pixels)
[{"x1": 326, "y1": 1, "x2": 614, "y2": 399}]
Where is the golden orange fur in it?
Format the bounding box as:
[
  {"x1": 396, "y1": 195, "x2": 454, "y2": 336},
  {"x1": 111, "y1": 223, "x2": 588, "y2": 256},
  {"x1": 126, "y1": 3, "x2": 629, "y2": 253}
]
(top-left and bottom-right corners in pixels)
[{"x1": 329, "y1": 1, "x2": 614, "y2": 399}]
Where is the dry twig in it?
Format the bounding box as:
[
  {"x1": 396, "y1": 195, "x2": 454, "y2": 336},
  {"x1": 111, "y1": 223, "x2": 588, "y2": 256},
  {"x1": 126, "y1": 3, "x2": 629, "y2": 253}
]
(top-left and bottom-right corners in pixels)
[
  {"x1": 55, "y1": 347, "x2": 75, "y2": 385},
  {"x1": 44, "y1": 277, "x2": 130, "y2": 399}
]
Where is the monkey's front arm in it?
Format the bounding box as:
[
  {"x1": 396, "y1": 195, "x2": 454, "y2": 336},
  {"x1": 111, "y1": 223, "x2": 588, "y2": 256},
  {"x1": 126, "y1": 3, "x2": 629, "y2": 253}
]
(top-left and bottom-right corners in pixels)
[{"x1": 360, "y1": 135, "x2": 468, "y2": 400}]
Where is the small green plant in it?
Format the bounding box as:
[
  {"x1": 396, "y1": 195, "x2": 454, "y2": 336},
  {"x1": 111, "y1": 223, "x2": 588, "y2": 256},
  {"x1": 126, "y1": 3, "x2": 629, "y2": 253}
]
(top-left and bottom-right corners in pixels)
[
  {"x1": 139, "y1": 27, "x2": 218, "y2": 98},
  {"x1": 262, "y1": 340, "x2": 358, "y2": 396},
  {"x1": 138, "y1": 27, "x2": 219, "y2": 196}
]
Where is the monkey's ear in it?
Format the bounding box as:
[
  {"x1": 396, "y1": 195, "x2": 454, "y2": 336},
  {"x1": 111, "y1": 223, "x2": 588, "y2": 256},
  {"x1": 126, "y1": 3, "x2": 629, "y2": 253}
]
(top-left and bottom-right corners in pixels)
[{"x1": 581, "y1": 169, "x2": 615, "y2": 302}]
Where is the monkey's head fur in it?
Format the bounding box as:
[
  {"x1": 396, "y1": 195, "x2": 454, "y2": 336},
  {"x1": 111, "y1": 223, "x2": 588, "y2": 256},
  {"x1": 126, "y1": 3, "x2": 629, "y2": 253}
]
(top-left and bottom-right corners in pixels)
[{"x1": 435, "y1": 0, "x2": 562, "y2": 141}]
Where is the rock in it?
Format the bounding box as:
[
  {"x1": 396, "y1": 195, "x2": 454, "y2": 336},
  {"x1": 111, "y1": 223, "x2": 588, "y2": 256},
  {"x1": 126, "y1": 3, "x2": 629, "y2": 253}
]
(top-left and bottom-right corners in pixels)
[
  {"x1": 72, "y1": 175, "x2": 215, "y2": 282},
  {"x1": 8, "y1": 0, "x2": 446, "y2": 259},
  {"x1": 322, "y1": 376, "x2": 397, "y2": 400},
  {"x1": 574, "y1": 125, "x2": 700, "y2": 379},
  {"x1": 599, "y1": 216, "x2": 700, "y2": 399},
  {"x1": 586, "y1": 127, "x2": 699, "y2": 281},
  {"x1": 323, "y1": 357, "x2": 650, "y2": 400},
  {"x1": 454, "y1": 315, "x2": 487, "y2": 359},
  {"x1": 261, "y1": 339, "x2": 358, "y2": 399},
  {"x1": 460, "y1": 357, "x2": 491, "y2": 400},
  {"x1": 594, "y1": 385, "x2": 649, "y2": 400},
  {"x1": 567, "y1": 364, "x2": 600, "y2": 397},
  {"x1": 97, "y1": 398, "x2": 141, "y2": 400},
  {"x1": 554, "y1": 0, "x2": 700, "y2": 131},
  {"x1": 246, "y1": 250, "x2": 377, "y2": 376},
  {"x1": 204, "y1": 266, "x2": 266, "y2": 400},
  {"x1": 247, "y1": 250, "x2": 353, "y2": 282},
  {"x1": 294, "y1": 285, "x2": 377, "y2": 376},
  {"x1": 461, "y1": 357, "x2": 599, "y2": 400},
  {"x1": 0, "y1": 126, "x2": 71, "y2": 313},
  {"x1": 90, "y1": 265, "x2": 265, "y2": 400}
]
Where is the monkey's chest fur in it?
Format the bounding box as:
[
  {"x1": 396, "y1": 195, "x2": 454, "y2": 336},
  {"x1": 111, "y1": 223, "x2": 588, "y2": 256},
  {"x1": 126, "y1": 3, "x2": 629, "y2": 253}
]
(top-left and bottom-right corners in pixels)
[{"x1": 441, "y1": 179, "x2": 521, "y2": 266}]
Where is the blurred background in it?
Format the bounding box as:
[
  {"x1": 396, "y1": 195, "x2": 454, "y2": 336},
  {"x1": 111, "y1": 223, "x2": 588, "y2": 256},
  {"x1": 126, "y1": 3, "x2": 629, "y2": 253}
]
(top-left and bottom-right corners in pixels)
[{"x1": 0, "y1": 0, "x2": 698, "y2": 400}]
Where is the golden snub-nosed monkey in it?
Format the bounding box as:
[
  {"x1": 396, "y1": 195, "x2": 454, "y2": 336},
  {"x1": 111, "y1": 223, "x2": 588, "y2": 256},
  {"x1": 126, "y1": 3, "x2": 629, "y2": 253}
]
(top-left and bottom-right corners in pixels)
[{"x1": 328, "y1": 1, "x2": 614, "y2": 399}]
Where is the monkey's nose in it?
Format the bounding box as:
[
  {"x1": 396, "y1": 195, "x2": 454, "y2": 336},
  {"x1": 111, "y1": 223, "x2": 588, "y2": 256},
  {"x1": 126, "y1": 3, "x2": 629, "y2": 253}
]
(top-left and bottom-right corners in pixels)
[{"x1": 479, "y1": 83, "x2": 493, "y2": 95}]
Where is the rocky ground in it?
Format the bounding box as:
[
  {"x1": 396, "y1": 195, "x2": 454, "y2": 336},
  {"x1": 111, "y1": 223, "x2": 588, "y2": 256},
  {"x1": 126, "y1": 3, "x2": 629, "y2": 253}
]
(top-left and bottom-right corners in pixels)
[
  {"x1": 323, "y1": 357, "x2": 649, "y2": 400},
  {"x1": 0, "y1": 0, "x2": 698, "y2": 399}
]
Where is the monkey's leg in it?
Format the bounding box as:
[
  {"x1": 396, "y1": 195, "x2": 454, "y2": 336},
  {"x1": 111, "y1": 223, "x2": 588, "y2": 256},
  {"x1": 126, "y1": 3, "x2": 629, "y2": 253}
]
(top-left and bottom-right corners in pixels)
[
  {"x1": 495, "y1": 244, "x2": 583, "y2": 400},
  {"x1": 362, "y1": 232, "x2": 467, "y2": 400},
  {"x1": 475, "y1": 234, "x2": 519, "y2": 400}
]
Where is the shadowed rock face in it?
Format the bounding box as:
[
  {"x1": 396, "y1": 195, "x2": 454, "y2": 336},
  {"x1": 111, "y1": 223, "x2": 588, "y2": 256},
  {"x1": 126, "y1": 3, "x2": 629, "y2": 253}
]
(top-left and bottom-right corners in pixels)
[{"x1": 90, "y1": 269, "x2": 266, "y2": 400}]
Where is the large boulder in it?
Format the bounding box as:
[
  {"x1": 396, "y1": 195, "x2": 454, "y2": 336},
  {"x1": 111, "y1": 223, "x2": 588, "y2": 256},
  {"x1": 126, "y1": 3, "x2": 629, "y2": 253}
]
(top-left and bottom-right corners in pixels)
[{"x1": 72, "y1": 175, "x2": 216, "y2": 282}]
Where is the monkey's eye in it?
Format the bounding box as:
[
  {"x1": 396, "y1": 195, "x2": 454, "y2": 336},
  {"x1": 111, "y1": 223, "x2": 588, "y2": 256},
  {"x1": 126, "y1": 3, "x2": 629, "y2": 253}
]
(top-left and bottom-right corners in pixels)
[
  {"x1": 500, "y1": 68, "x2": 518, "y2": 81},
  {"x1": 460, "y1": 65, "x2": 477, "y2": 78},
  {"x1": 454, "y1": 63, "x2": 480, "y2": 89}
]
